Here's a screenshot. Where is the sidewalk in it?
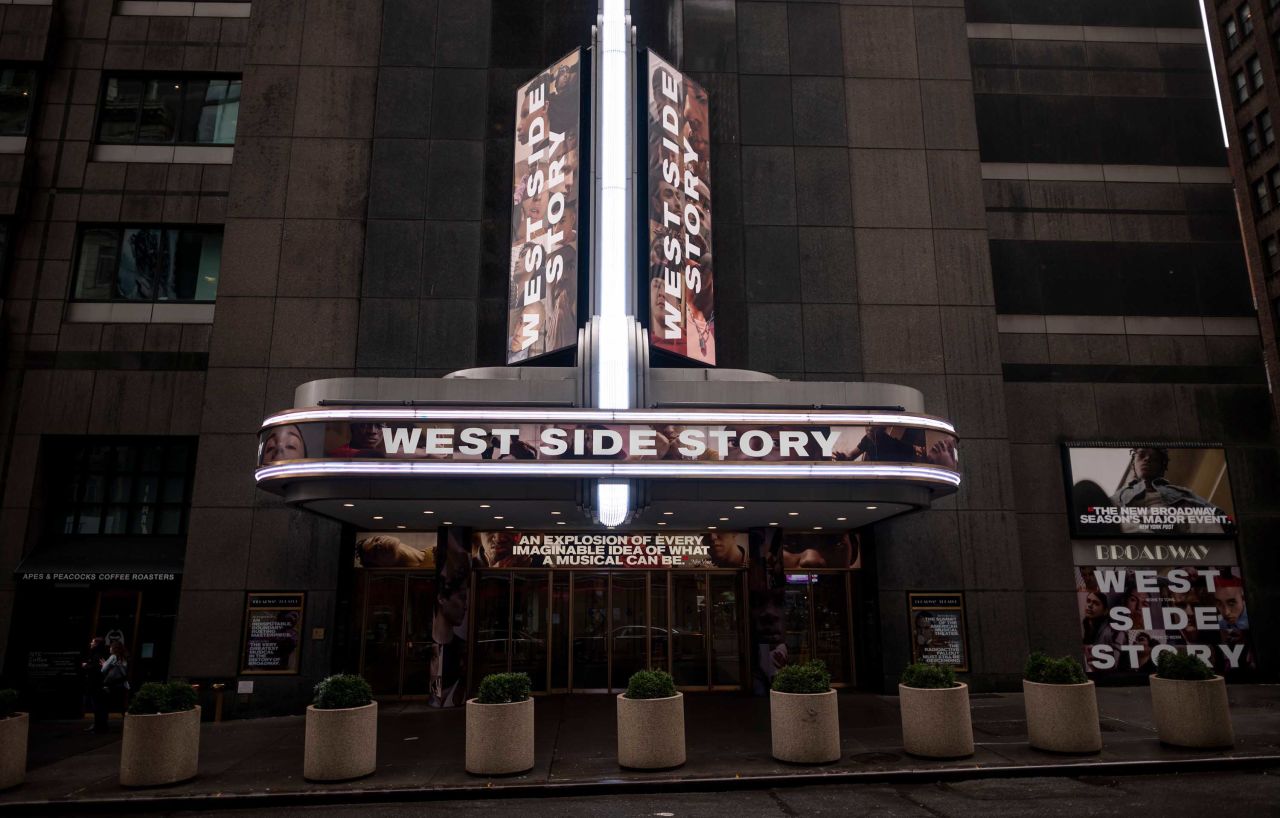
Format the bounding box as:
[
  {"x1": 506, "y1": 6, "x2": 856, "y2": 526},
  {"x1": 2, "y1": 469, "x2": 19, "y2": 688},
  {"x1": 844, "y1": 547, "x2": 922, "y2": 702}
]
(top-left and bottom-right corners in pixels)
[{"x1": 3, "y1": 685, "x2": 1279, "y2": 813}]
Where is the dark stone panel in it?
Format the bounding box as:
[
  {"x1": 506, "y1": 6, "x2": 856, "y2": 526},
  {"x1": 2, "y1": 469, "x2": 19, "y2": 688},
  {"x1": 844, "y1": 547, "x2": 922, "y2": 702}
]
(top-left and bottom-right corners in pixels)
[
  {"x1": 430, "y1": 69, "x2": 489, "y2": 140},
  {"x1": 738, "y1": 74, "x2": 793, "y2": 145},
  {"x1": 542, "y1": 0, "x2": 593, "y2": 60},
  {"x1": 482, "y1": 136, "x2": 514, "y2": 232},
  {"x1": 1002, "y1": 363, "x2": 1267, "y2": 384},
  {"x1": 740, "y1": 146, "x2": 796, "y2": 225},
  {"x1": 486, "y1": 69, "x2": 525, "y2": 142},
  {"x1": 964, "y1": 0, "x2": 1201, "y2": 28},
  {"x1": 367, "y1": 139, "x2": 430, "y2": 220},
  {"x1": 689, "y1": 72, "x2": 739, "y2": 147},
  {"x1": 793, "y1": 147, "x2": 851, "y2": 226},
  {"x1": 380, "y1": 0, "x2": 438, "y2": 67},
  {"x1": 489, "y1": 0, "x2": 545, "y2": 69},
  {"x1": 712, "y1": 221, "x2": 745, "y2": 304},
  {"x1": 786, "y1": 3, "x2": 841, "y2": 77},
  {"x1": 375, "y1": 67, "x2": 433, "y2": 139},
  {"x1": 436, "y1": 0, "x2": 491, "y2": 68},
  {"x1": 797, "y1": 226, "x2": 856, "y2": 304},
  {"x1": 791, "y1": 76, "x2": 846, "y2": 147},
  {"x1": 425, "y1": 140, "x2": 486, "y2": 221},
  {"x1": 802, "y1": 303, "x2": 861, "y2": 373},
  {"x1": 417, "y1": 298, "x2": 478, "y2": 370},
  {"x1": 357, "y1": 297, "x2": 418, "y2": 369},
  {"x1": 362, "y1": 220, "x2": 424, "y2": 299},
  {"x1": 746, "y1": 302, "x2": 803, "y2": 374},
  {"x1": 421, "y1": 221, "x2": 482, "y2": 299},
  {"x1": 682, "y1": 0, "x2": 737, "y2": 73},
  {"x1": 736, "y1": 1, "x2": 788, "y2": 75},
  {"x1": 475, "y1": 297, "x2": 508, "y2": 367},
  {"x1": 710, "y1": 142, "x2": 741, "y2": 225},
  {"x1": 743, "y1": 225, "x2": 800, "y2": 303}
]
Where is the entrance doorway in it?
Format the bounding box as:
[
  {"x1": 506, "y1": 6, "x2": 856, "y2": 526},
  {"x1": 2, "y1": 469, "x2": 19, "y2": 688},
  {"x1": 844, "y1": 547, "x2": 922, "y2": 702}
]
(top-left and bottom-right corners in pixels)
[
  {"x1": 471, "y1": 570, "x2": 746, "y2": 693},
  {"x1": 356, "y1": 572, "x2": 437, "y2": 697},
  {"x1": 780, "y1": 572, "x2": 856, "y2": 686}
]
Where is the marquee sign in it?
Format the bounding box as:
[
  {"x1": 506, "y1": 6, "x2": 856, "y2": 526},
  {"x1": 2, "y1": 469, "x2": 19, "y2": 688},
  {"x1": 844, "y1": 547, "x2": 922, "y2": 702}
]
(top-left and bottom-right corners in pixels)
[{"x1": 256, "y1": 407, "x2": 960, "y2": 489}]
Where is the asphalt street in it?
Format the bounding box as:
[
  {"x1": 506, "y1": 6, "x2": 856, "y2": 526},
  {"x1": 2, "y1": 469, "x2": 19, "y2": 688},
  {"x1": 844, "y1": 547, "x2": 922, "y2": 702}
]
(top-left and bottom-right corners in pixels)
[{"x1": 146, "y1": 769, "x2": 1279, "y2": 817}]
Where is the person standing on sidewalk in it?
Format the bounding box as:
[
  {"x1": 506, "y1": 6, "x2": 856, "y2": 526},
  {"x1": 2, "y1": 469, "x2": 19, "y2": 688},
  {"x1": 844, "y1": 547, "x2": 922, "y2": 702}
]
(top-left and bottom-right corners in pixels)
[
  {"x1": 94, "y1": 641, "x2": 130, "y2": 733},
  {"x1": 79, "y1": 636, "x2": 108, "y2": 728}
]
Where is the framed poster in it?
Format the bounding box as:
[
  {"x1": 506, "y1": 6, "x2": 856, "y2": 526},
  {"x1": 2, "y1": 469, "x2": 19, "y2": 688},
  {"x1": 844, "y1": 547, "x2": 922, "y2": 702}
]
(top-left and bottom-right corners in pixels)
[
  {"x1": 907, "y1": 592, "x2": 969, "y2": 671},
  {"x1": 240, "y1": 592, "x2": 305, "y2": 675}
]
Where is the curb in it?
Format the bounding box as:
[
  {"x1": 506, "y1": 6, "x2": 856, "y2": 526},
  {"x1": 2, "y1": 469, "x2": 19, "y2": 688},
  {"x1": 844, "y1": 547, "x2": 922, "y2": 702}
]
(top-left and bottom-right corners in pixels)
[{"x1": 2, "y1": 753, "x2": 1278, "y2": 814}]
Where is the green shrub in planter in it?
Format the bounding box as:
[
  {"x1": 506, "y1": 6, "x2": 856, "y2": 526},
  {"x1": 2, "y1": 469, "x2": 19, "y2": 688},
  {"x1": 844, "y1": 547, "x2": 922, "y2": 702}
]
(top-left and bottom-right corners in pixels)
[
  {"x1": 771, "y1": 661, "x2": 831, "y2": 694},
  {"x1": 1024, "y1": 652, "x2": 1087, "y2": 685},
  {"x1": 313, "y1": 674, "x2": 374, "y2": 709},
  {"x1": 1156, "y1": 650, "x2": 1215, "y2": 681},
  {"x1": 624, "y1": 669, "x2": 677, "y2": 699},
  {"x1": 476, "y1": 672, "x2": 532, "y2": 704},
  {"x1": 128, "y1": 681, "x2": 198, "y2": 715},
  {"x1": 0, "y1": 689, "x2": 17, "y2": 718},
  {"x1": 900, "y1": 662, "x2": 957, "y2": 689}
]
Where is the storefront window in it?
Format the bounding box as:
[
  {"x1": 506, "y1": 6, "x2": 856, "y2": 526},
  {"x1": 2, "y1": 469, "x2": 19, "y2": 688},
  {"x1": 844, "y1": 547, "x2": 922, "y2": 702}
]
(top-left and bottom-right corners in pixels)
[
  {"x1": 0, "y1": 67, "x2": 35, "y2": 136},
  {"x1": 51, "y1": 438, "x2": 195, "y2": 537},
  {"x1": 97, "y1": 75, "x2": 240, "y2": 145},
  {"x1": 72, "y1": 226, "x2": 221, "y2": 303}
]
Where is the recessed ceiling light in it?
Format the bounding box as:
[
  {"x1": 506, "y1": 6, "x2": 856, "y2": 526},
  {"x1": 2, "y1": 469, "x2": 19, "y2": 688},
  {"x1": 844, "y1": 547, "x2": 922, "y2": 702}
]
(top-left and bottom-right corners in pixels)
[
  {"x1": 658, "y1": 521, "x2": 667, "y2": 526},
  {"x1": 788, "y1": 512, "x2": 799, "y2": 517},
  {"x1": 494, "y1": 516, "x2": 504, "y2": 520},
  {"x1": 556, "y1": 521, "x2": 566, "y2": 526},
  {"x1": 342, "y1": 503, "x2": 355, "y2": 508},
  {"x1": 396, "y1": 525, "x2": 406, "y2": 530},
  {"x1": 551, "y1": 511, "x2": 562, "y2": 516},
  {"x1": 372, "y1": 516, "x2": 383, "y2": 520},
  {"x1": 707, "y1": 525, "x2": 717, "y2": 530},
  {"x1": 718, "y1": 517, "x2": 728, "y2": 521},
  {"x1": 443, "y1": 521, "x2": 453, "y2": 525},
  {"x1": 423, "y1": 510, "x2": 434, "y2": 515},
  {"x1": 479, "y1": 504, "x2": 491, "y2": 509},
  {"x1": 733, "y1": 505, "x2": 745, "y2": 510},
  {"x1": 866, "y1": 505, "x2": 878, "y2": 510},
  {"x1": 769, "y1": 522, "x2": 779, "y2": 526},
  {"x1": 813, "y1": 526, "x2": 823, "y2": 531},
  {"x1": 836, "y1": 516, "x2": 847, "y2": 522},
  {"x1": 662, "y1": 511, "x2": 674, "y2": 516},
  {"x1": 504, "y1": 525, "x2": 514, "y2": 530}
]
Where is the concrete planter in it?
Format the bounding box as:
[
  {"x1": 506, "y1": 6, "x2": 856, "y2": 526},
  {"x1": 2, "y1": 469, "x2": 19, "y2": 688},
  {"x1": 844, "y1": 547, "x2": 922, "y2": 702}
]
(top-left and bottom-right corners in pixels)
[
  {"x1": 119, "y1": 706, "x2": 201, "y2": 787},
  {"x1": 616, "y1": 693, "x2": 685, "y2": 769},
  {"x1": 769, "y1": 689, "x2": 840, "y2": 764},
  {"x1": 304, "y1": 701, "x2": 377, "y2": 781},
  {"x1": 1150, "y1": 675, "x2": 1234, "y2": 748},
  {"x1": 899, "y1": 683, "x2": 974, "y2": 759},
  {"x1": 0, "y1": 713, "x2": 28, "y2": 790},
  {"x1": 1023, "y1": 680, "x2": 1102, "y2": 753},
  {"x1": 466, "y1": 698, "x2": 534, "y2": 775}
]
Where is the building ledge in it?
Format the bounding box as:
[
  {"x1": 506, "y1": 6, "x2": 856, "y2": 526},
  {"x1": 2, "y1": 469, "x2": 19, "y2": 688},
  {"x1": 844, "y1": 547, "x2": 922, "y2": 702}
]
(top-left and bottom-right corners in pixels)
[
  {"x1": 66, "y1": 302, "x2": 215, "y2": 324},
  {"x1": 91, "y1": 144, "x2": 234, "y2": 165},
  {"x1": 115, "y1": 1, "x2": 251, "y2": 16}
]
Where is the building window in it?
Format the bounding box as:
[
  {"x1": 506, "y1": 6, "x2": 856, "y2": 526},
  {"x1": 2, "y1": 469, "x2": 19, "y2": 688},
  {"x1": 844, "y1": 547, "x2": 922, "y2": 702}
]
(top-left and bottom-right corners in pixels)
[
  {"x1": 1256, "y1": 177, "x2": 1273, "y2": 214},
  {"x1": 72, "y1": 226, "x2": 221, "y2": 302},
  {"x1": 0, "y1": 67, "x2": 36, "y2": 136},
  {"x1": 1241, "y1": 3, "x2": 1255, "y2": 35},
  {"x1": 1225, "y1": 17, "x2": 1241, "y2": 51},
  {"x1": 1235, "y1": 70, "x2": 1251, "y2": 104},
  {"x1": 1265, "y1": 236, "x2": 1280, "y2": 273},
  {"x1": 51, "y1": 438, "x2": 196, "y2": 537},
  {"x1": 1262, "y1": 110, "x2": 1276, "y2": 146},
  {"x1": 1245, "y1": 122, "x2": 1262, "y2": 158},
  {"x1": 1249, "y1": 55, "x2": 1265, "y2": 90},
  {"x1": 97, "y1": 76, "x2": 240, "y2": 146}
]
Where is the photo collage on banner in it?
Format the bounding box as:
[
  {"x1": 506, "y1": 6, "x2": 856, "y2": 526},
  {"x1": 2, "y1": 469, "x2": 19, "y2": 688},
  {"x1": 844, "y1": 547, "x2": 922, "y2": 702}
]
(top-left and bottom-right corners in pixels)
[
  {"x1": 353, "y1": 531, "x2": 470, "y2": 707},
  {"x1": 507, "y1": 49, "x2": 582, "y2": 363},
  {"x1": 647, "y1": 51, "x2": 714, "y2": 364},
  {"x1": 1065, "y1": 445, "x2": 1254, "y2": 679}
]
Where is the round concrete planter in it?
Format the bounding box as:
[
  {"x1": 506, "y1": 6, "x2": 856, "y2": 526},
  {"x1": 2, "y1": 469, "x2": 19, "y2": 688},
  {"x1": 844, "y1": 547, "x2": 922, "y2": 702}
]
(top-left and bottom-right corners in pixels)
[
  {"x1": 1150, "y1": 674, "x2": 1234, "y2": 749},
  {"x1": 119, "y1": 706, "x2": 201, "y2": 787},
  {"x1": 304, "y1": 701, "x2": 377, "y2": 782},
  {"x1": 466, "y1": 697, "x2": 534, "y2": 775},
  {"x1": 1023, "y1": 680, "x2": 1102, "y2": 753},
  {"x1": 769, "y1": 689, "x2": 840, "y2": 764},
  {"x1": 899, "y1": 683, "x2": 974, "y2": 759},
  {"x1": 0, "y1": 713, "x2": 28, "y2": 791},
  {"x1": 616, "y1": 693, "x2": 685, "y2": 770}
]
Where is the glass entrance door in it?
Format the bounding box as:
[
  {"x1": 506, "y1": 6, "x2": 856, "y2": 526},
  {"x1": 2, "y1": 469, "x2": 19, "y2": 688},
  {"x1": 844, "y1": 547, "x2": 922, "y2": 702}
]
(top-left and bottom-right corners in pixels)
[
  {"x1": 780, "y1": 572, "x2": 854, "y2": 686},
  {"x1": 358, "y1": 572, "x2": 437, "y2": 698}
]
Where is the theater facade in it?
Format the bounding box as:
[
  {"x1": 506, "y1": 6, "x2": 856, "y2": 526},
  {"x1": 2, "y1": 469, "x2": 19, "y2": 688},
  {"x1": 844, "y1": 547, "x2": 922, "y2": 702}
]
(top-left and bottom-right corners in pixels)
[{"x1": 0, "y1": 0, "x2": 1276, "y2": 718}]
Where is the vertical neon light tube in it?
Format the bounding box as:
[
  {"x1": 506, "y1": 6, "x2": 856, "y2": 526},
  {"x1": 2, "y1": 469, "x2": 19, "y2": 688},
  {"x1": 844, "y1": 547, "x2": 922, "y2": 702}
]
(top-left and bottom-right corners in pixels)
[
  {"x1": 595, "y1": 0, "x2": 630, "y2": 524},
  {"x1": 1198, "y1": 0, "x2": 1230, "y2": 147}
]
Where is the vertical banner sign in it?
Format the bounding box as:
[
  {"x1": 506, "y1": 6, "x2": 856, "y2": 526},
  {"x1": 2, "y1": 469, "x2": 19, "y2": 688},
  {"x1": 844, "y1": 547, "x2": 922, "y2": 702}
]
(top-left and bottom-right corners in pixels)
[
  {"x1": 241, "y1": 592, "x2": 305, "y2": 674},
  {"x1": 507, "y1": 49, "x2": 582, "y2": 364},
  {"x1": 647, "y1": 51, "x2": 715, "y2": 364},
  {"x1": 907, "y1": 592, "x2": 969, "y2": 671}
]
